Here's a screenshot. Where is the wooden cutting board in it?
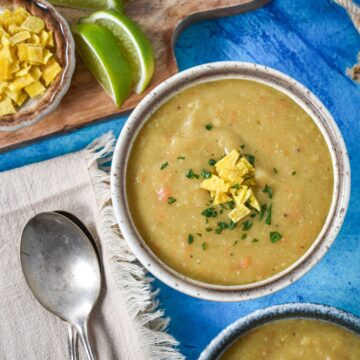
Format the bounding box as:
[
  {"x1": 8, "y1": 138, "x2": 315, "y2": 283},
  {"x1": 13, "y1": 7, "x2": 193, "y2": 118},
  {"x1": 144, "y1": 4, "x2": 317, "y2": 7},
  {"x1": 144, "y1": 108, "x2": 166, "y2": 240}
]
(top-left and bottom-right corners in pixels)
[{"x1": 0, "y1": 0, "x2": 270, "y2": 152}]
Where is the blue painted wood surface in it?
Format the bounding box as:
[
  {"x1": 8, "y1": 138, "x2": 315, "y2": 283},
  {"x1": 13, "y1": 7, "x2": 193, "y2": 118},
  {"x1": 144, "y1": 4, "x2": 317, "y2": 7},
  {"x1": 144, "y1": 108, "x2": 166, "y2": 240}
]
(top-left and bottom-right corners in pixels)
[{"x1": 1, "y1": 1, "x2": 359, "y2": 358}]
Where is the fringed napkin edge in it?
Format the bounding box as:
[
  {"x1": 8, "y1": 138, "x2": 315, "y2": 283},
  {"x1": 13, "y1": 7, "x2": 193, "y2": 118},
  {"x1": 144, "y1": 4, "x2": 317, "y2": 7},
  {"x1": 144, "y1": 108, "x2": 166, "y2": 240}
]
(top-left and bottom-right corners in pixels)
[{"x1": 83, "y1": 132, "x2": 184, "y2": 360}]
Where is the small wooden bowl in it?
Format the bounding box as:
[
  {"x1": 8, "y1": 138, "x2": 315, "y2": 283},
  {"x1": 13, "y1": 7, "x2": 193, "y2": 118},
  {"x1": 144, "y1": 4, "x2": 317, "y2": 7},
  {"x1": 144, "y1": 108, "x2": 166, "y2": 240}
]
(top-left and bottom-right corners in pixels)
[{"x1": 0, "y1": 0, "x2": 75, "y2": 131}]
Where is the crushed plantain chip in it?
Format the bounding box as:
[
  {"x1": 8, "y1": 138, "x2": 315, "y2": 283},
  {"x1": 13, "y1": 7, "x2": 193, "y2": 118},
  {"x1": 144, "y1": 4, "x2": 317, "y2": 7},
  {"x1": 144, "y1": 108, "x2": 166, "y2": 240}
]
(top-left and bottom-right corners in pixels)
[
  {"x1": 0, "y1": 7, "x2": 62, "y2": 115},
  {"x1": 200, "y1": 149, "x2": 261, "y2": 223}
]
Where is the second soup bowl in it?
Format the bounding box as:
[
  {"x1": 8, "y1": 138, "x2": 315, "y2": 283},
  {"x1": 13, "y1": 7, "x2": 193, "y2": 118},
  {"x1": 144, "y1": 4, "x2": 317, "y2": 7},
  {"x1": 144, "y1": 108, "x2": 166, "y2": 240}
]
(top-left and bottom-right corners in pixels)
[{"x1": 199, "y1": 303, "x2": 360, "y2": 359}]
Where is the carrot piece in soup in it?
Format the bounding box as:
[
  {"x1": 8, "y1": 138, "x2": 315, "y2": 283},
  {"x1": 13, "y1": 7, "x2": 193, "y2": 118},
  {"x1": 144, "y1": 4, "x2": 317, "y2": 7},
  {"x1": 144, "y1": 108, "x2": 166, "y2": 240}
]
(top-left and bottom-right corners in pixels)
[
  {"x1": 156, "y1": 186, "x2": 171, "y2": 203},
  {"x1": 240, "y1": 256, "x2": 251, "y2": 269}
]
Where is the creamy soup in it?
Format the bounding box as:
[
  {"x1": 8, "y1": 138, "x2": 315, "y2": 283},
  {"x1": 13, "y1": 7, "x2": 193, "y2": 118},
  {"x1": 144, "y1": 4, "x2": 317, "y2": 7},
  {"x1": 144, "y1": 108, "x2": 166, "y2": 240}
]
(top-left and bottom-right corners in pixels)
[
  {"x1": 127, "y1": 79, "x2": 333, "y2": 285},
  {"x1": 221, "y1": 319, "x2": 360, "y2": 360}
]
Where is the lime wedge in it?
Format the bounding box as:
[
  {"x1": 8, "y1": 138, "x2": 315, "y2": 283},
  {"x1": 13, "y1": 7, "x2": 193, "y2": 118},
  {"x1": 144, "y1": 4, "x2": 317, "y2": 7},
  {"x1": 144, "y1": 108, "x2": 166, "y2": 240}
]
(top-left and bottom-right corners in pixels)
[
  {"x1": 48, "y1": 0, "x2": 124, "y2": 12},
  {"x1": 81, "y1": 10, "x2": 155, "y2": 94},
  {"x1": 72, "y1": 23, "x2": 131, "y2": 107}
]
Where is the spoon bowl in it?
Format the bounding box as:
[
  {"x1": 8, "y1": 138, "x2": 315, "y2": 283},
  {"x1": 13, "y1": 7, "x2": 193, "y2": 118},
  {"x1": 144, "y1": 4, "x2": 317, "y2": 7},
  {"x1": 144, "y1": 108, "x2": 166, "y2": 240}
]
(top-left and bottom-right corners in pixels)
[{"x1": 20, "y1": 212, "x2": 101, "y2": 360}]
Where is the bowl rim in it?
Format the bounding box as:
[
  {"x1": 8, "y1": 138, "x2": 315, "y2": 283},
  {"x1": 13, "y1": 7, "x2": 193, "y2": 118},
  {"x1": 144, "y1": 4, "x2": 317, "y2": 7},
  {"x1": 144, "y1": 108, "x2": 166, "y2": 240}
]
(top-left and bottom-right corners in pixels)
[
  {"x1": 0, "y1": 0, "x2": 76, "y2": 132},
  {"x1": 198, "y1": 302, "x2": 360, "y2": 360},
  {"x1": 110, "y1": 61, "x2": 351, "y2": 301}
]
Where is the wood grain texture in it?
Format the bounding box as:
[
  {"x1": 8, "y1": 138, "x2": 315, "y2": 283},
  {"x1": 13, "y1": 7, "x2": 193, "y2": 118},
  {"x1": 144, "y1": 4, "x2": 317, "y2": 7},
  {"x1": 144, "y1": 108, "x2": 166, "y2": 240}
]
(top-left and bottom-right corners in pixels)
[{"x1": 0, "y1": 0, "x2": 270, "y2": 151}]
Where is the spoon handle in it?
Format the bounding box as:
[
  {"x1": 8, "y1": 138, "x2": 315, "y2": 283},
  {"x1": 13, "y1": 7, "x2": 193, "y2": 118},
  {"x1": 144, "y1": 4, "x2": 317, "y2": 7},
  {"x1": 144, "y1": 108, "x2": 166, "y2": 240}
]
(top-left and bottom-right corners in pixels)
[
  {"x1": 67, "y1": 323, "x2": 78, "y2": 360},
  {"x1": 77, "y1": 321, "x2": 96, "y2": 360}
]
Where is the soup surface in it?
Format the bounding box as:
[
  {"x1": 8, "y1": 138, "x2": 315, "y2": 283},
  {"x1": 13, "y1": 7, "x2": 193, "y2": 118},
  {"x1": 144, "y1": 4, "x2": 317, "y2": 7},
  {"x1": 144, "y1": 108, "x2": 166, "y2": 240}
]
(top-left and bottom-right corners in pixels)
[
  {"x1": 221, "y1": 319, "x2": 360, "y2": 360},
  {"x1": 127, "y1": 79, "x2": 333, "y2": 285}
]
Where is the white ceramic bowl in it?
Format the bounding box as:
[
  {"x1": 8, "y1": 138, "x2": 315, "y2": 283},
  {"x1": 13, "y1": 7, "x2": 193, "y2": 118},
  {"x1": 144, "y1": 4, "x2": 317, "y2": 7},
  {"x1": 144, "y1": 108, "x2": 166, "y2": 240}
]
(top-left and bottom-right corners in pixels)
[
  {"x1": 111, "y1": 62, "x2": 350, "y2": 301},
  {"x1": 199, "y1": 303, "x2": 360, "y2": 359}
]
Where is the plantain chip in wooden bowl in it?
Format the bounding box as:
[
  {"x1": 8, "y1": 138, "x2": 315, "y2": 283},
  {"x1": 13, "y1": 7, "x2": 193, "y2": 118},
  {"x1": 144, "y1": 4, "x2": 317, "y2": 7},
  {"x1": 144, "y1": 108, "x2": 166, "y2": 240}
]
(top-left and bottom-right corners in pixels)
[{"x1": 0, "y1": 0, "x2": 75, "y2": 131}]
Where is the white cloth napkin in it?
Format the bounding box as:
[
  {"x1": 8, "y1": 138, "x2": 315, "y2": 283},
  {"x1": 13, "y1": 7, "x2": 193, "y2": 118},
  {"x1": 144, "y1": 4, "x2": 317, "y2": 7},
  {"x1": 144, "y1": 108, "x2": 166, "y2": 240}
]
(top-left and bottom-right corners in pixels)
[{"x1": 0, "y1": 133, "x2": 183, "y2": 360}]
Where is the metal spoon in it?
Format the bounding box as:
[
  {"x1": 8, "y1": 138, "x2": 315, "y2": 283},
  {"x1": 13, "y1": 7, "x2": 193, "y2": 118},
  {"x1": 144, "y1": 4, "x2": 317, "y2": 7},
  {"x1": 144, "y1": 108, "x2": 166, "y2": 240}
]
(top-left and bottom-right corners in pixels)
[
  {"x1": 67, "y1": 323, "x2": 78, "y2": 360},
  {"x1": 20, "y1": 212, "x2": 101, "y2": 360},
  {"x1": 55, "y1": 210, "x2": 101, "y2": 360}
]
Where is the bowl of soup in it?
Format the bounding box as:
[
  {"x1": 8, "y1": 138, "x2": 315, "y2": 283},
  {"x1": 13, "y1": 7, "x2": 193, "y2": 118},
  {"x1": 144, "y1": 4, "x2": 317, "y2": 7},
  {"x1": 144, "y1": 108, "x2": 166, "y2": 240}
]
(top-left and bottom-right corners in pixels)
[
  {"x1": 199, "y1": 303, "x2": 360, "y2": 359},
  {"x1": 111, "y1": 62, "x2": 350, "y2": 301}
]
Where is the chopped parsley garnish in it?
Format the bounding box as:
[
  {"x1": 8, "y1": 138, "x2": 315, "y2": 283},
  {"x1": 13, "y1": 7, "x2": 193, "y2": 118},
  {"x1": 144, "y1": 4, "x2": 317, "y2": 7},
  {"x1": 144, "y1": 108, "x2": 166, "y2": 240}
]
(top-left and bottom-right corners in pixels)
[
  {"x1": 273, "y1": 168, "x2": 278, "y2": 174},
  {"x1": 292, "y1": 171, "x2": 297, "y2": 176},
  {"x1": 263, "y1": 184, "x2": 273, "y2": 199},
  {"x1": 205, "y1": 227, "x2": 213, "y2": 232},
  {"x1": 220, "y1": 201, "x2": 235, "y2": 210},
  {"x1": 245, "y1": 153, "x2": 255, "y2": 165},
  {"x1": 215, "y1": 221, "x2": 228, "y2": 234},
  {"x1": 201, "y1": 207, "x2": 218, "y2": 218},
  {"x1": 259, "y1": 204, "x2": 267, "y2": 221},
  {"x1": 270, "y1": 231, "x2": 282, "y2": 243},
  {"x1": 185, "y1": 169, "x2": 199, "y2": 179},
  {"x1": 201, "y1": 169, "x2": 212, "y2": 179},
  {"x1": 167, "y1": 197, "x2": 176, "y2": 204},
  {"x1": 252, "y1": 238, "x2": 259, "y2": 243},
  {"x1": 242, "y1": 220, "x2": 253, "y2": 231},
  {"x1": 228, "y1": 200, "x2": 236, "y2": 210},
  {"x1": 240, "y1": 144, "x2": 245, "y2": 149},
  {"x1": 208, "y1": 159, "x2": 216, "y2": 166},
  {"x1": 231, "y1": 183, "x2": 240, "y2": 190},
  {"x1": 205, "y1": 123, "x2": 213, "y2": 131},
  {"x1": 250, "y1": 213, "x2": 257, "y2": 218},
  {"x1": 241, "y1": 233, "x2": 247, "y2": 240},
  {"x1": 202, "y1": 242, "x2": 208, "y2": 250},
  {"x1": 197, "y1": 233, "x2": 202, "y2": 237},
  {"x1": 215, "y1": 220, "x2": 236, "y2": 234},
  {"x1": 228, "y1": 221, "x2": 236, "y2": 230},
  {"x1": 160, "y1": 161, "x2": 169, "y2": 170},
  {"x1": 187, "y1": 234, "x2": 194, "y2": 244},
  {"x1": 177, "y1": 155, "x2": 186, "y2": 160},
  {"x1": 265, "y1": 203, "x2": 272, "y2": 225},
  {"x1": 233, "y1": 240, "x2": 239, "y2": 246}
]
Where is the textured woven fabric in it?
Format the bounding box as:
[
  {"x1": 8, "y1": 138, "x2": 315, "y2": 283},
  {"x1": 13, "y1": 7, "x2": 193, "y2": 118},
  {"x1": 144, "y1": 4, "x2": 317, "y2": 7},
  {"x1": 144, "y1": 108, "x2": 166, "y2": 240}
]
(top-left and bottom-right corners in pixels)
[{"x1": 0, "y1": 134, "x2": 182, "y2": 360}]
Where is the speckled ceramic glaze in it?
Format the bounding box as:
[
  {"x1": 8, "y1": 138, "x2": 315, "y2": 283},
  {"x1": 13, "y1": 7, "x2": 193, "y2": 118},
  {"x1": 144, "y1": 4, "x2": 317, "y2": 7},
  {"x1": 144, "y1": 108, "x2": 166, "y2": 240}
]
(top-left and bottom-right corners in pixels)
[
  {"x1": 110, "y1": 62, "x2": 351, "y2": 302},
  {"x1": 0, "y1": 0, "x2": 75, "y2": 131},
  {"x1": 199, "y1": 302, "x2": 360, "y2": 359}
]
